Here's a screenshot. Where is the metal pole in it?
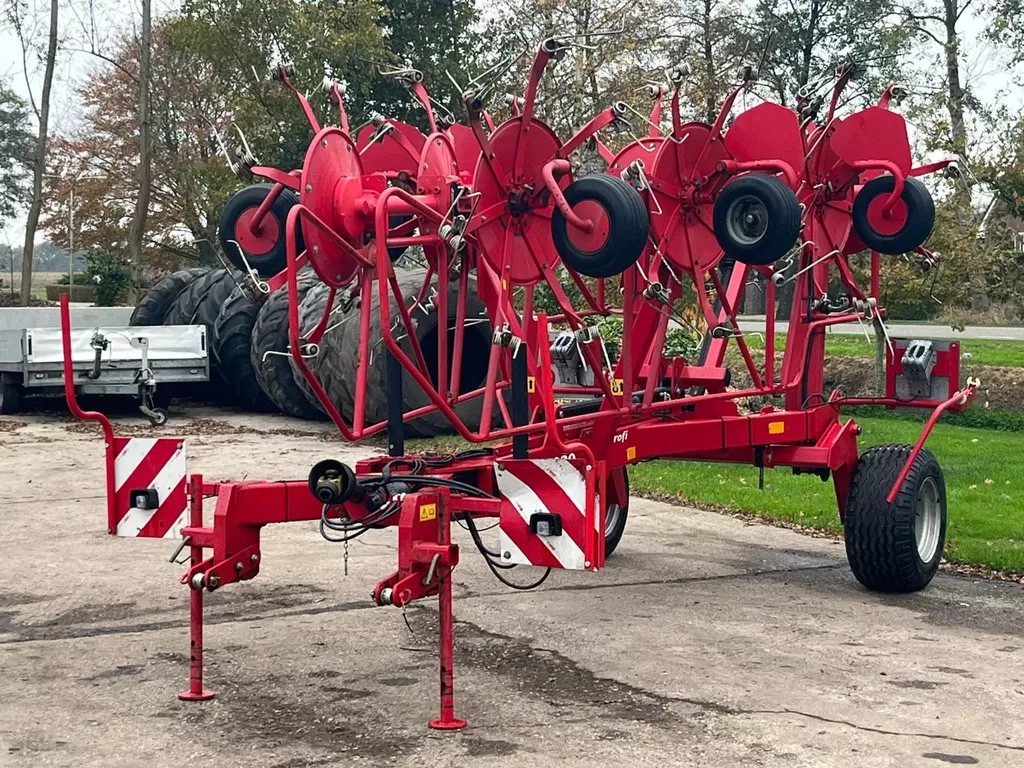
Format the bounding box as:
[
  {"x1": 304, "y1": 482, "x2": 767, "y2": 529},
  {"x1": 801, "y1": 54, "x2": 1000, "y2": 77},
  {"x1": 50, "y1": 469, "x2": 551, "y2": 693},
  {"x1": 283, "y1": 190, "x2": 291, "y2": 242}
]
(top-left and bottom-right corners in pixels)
[
  {"x1": 386, "y1": 350, "x2": 404, "y2": 457},
  {"x1": 511, "y1": 346, "x2": 528, "y2": 459},
  {"x1": 68, "y1": 186, "x2": 74, "y2": 298},
  {"x1": 179, "y1": 474, "x2": 215, "y2": 702}
]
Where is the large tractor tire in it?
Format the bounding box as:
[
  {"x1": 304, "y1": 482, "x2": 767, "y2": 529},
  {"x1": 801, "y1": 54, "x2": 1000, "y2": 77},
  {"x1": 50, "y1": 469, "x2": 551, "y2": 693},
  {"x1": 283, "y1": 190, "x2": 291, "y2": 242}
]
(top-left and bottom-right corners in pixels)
[
  {"x1": 319, "y1": 269, "x2": 492, "y2": 437},
  {"x1": 213, "y1": 288, "x2": 277, "y2": 412},
  {"x1": 844, "y1": 444, "x2": 947, "y2": 593},
  {"x1": 288, "y1": 282, "x2": 358, "y2": 415},
  {"x1": 250, "y1": 272, "x2": 327, "y2": 420},
  {"x1": 164, "y1": 268, "x2": 243, "y2": 388},
  {"x1": 130, "y1": 267, "x2": 209, "y2": 326}
]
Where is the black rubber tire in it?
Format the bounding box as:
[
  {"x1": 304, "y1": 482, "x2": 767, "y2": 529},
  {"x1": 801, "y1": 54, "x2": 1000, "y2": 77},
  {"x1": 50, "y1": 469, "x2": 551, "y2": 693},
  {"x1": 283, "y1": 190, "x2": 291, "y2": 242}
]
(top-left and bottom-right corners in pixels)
[
  {"x1": 604, "y1": 467, "x2": 630, "y2": 557},
  {"x1": 844, "y1": 444, "x2": 947, "y2": 593},
  {"x1": 289, "y1": 281, "x2": 354, "y2": 414},
  {"x1": 219, "y1": 184, "x2": 304, "y2": 277},
  {"x1": 250, "y1": 273, "x2": 328, "y2": 420},
  {"x1": 852, "y1": 175, "x2": 935, "y2": 255},
  {"x1": 213, "y1": 288, "x2": 277, "y2": 412},
  {"x1": 551, "y1": 175, "x2": 649, "y2": 278},
  {"x1": 130, "y1": 267, "x2": 209, "y2": 326},
  {"x1": 713, "y1": 174, "x2": 801, "y2": 266},
  {"x1": 0, "y1": 376, "x2": 22, "y2": 415},
  {"x1": 164, "y1": 268, "x2": 243, "y2": 385}
]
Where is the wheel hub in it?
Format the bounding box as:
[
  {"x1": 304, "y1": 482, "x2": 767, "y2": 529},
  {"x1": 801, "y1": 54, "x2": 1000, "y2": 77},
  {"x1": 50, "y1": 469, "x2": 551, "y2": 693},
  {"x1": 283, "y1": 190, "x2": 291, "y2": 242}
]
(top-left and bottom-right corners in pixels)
[
  {"x1": 725, "y1": 195, "x2": 769, "y2": 245},
  {"x1": 915, "y1": 475, "x2": 942, "y2": 562}
]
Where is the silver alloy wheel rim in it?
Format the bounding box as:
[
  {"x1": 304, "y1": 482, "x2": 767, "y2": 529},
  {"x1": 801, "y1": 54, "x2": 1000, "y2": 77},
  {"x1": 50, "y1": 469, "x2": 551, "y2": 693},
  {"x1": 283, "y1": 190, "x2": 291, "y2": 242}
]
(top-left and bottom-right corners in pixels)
[
  {"x1": 915, "y1": 476, "x2": 942, "y2": 562},
  {"x1": 725, "y1": 194, "x2": 769, "y2": 246},
  {"x1": 605, "y1": 502, "x2": 622, "y2": 538}
]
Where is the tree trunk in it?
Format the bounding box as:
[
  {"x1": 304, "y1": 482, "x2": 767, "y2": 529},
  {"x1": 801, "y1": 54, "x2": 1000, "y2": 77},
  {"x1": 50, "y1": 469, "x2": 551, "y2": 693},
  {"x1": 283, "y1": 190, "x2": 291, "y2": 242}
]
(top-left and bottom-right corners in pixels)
[
  {"x1": 128, "y1": 0, "x2": 153, "y2": 300},
  {"x1": 19, "y1": 0, "x2": 59, "y2": 307}
]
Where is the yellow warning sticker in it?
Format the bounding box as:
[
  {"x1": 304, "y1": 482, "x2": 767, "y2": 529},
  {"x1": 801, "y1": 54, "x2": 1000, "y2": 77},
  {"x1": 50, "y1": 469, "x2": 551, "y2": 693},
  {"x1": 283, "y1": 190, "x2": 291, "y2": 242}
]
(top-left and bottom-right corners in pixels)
[
  {"x1": 502, "y1": 278, "x2": 508, "y2": 291},
  {"x1": 768, "y1": 421, "x2": 785, "y2": 435},
  {"x1": 527, "y1": 376, "x2": 536, "y2": 393},
  {"x1": 419, "y1": 503, "x2": 437, "y2": 522},
  {"x1": 610, "y1": 379, "x2": 624, "y2": 396},
  {"x1": 626, "y1": 446, "x2": 637, "y2": 461}
]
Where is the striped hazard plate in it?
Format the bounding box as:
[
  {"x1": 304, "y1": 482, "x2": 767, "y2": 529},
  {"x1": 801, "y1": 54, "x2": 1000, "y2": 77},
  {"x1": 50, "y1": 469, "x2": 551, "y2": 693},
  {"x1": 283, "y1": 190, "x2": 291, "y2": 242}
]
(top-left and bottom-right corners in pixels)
[
  {"x1": 497, "y1": 458, "x2": 599, "y2": 571},
  {"x1": 112, "y1": 437, "x2": 188, "y2": 539}
]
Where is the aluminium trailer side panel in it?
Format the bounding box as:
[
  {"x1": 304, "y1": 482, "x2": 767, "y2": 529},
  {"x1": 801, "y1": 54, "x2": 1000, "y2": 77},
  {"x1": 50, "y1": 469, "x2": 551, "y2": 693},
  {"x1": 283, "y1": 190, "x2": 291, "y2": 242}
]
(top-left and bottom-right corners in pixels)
[{"x1": 0, "y1": 325, "x2": 209, "y2": 392}]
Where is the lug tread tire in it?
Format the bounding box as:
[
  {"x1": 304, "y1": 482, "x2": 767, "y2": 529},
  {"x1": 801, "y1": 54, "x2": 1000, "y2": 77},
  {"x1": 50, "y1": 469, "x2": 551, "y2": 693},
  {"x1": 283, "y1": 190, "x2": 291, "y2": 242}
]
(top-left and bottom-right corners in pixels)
[
  {"x1": 289, "y1": 282, "x2": 352, "y2": 413},
  {"x1": 604, "y1": 467, "x2": 630, "y2": 557},
  {"x1": 130, "y1": 267, "x2": 209, "y2": 326},
  {"x1": 851, "y1": 175, "x2": 935, "y2": 255},
  {"x1": 250, "y1": 273, "x2": 327, "y2": 420},
  {"x1": 552, "y1": 174, "x2": 649, "y2": 278},
  {"x1": 844, "y1": 444, "x2": 946, "y2": 593},
  {"x1": 213, "y1": 288, "x2": 277, "y2": 412},
  {"x1": 713, "y1": 174, "x2": 801, "y2": 266}
]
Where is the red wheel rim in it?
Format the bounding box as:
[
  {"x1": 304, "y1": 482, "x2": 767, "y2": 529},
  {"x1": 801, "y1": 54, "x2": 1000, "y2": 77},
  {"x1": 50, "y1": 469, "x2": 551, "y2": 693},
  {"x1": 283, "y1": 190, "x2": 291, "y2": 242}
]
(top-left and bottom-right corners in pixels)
[
  {"x1": 234, "y1": 207, "x2": 280, "y2": 256},
  {"x1": 865, "y1": 194, "x2": 908, "y2": 236},
  {"x1": 565, "y1": 200, "x2": 610, "y2": 253}
]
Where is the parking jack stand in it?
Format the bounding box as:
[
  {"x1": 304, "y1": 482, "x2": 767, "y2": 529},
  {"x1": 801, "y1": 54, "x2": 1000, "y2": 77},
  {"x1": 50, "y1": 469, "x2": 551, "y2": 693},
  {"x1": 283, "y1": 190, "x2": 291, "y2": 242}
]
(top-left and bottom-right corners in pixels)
[
  {"x1": 179, "y1": 474, "x2": 215, "y2": 702},
  {"x1": 430, "y1": 555, "x2": 466, "y2": 730}
]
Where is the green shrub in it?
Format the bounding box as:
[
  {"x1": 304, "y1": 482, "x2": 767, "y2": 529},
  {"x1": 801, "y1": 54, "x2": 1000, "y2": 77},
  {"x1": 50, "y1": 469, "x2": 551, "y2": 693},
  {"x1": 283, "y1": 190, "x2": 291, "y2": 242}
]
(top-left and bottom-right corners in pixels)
[{"x1": 45, "y1": 284, "x2": 98, "y2": 302}]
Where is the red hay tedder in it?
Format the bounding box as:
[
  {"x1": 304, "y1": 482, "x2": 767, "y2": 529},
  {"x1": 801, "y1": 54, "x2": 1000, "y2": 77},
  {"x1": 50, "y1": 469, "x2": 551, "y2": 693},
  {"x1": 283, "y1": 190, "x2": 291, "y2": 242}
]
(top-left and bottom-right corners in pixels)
[{"x1": 62, "y1": 39, "x2": 977, "y2": 730}]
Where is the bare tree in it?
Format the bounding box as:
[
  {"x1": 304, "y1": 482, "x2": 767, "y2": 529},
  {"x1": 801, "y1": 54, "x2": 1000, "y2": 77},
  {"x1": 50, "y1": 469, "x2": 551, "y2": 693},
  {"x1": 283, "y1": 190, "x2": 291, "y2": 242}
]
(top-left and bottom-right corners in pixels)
[
  {"x1": 9, "y1": 0, "x2": 60, "y2": 306},
  {"x1": 127, "y1": 0, "x2": 152, "y2": 301}
]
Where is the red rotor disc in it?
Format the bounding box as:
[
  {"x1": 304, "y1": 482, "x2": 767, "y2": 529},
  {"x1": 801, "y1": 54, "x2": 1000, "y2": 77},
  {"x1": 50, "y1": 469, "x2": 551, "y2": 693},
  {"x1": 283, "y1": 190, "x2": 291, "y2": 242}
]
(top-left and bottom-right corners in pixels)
[
  {"x1": 471, "y1": 117, "x2": 565, "y2": 285},
  {"x1": 235, "y1": 207, "x2": 280, "y2": 256},
  {"x1": 300, "y1": 127, "x2": 368, "y2": 286},
  {"x1": 648, "y1": 123, "x2": 728, "y2": 272}
]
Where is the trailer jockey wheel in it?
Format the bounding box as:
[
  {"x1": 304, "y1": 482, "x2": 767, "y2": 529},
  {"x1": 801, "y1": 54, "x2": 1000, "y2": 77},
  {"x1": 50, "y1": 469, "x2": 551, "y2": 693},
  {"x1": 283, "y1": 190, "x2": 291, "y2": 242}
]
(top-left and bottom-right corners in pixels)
[
  {"x1": 852, "y1": 175, "x2": 935, "y2": 255},
  {"x1": 844, "y1": 444, "x2": 947, "y2": 593},
  {"x1": 219, "y1": 183, "x2": 305, "y2": 277},
  {"x1": 551, "y1": 175, "x2": 650, "y2": 278},
  {"x1": 713, "y1": 175, "x2": 801, "y2": 266}
]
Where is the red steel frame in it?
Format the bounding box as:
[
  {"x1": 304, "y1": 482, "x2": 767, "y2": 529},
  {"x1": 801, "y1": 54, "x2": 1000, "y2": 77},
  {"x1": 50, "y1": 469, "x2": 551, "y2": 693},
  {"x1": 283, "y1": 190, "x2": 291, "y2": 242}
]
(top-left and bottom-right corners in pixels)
[{"x1": 61, "y1": 44, "x2": 979, "y2": 731}]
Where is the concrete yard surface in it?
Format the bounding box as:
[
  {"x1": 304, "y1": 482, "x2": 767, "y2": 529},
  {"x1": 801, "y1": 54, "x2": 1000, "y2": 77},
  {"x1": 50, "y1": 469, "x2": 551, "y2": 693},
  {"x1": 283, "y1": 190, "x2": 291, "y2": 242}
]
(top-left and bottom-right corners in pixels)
[{"x1": 1, "y1": 407, "x2": 1023, "y2": 767}]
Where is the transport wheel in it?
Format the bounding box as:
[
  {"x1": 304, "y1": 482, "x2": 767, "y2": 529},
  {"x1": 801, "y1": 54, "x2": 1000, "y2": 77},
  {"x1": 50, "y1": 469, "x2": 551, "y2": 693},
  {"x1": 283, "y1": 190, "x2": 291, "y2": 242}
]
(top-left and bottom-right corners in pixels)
[
  {"x1": 130, "y1": 267, "x2": 209, "y2": 326},
  {"x1": 250, "y1": 273, "x2": 327, "y2": 420},
  {"x1": 219, "y1": 184, "x2": 304, "y2": 277},
  {"x1": 213, "y1": 288, "x2": 277, "y2": 412},
  {"x1": 712, "y1": 174, "x2": 801, "y2": 265},
  {"x1": 604, "y1": 467, "x2": 630, "y2": 557},
  {"x1": 551, "y1": 175, "x2": 649, "y2": 278},
  {"x1": 0, "y1": 376, "x2": 22, "y2": 415},
  {"x1": 844, "y1": 444, "x2": 947, "y2": 593},
  {"x1": 852, "y1": 175, "x2": 935, "y2": 255}
]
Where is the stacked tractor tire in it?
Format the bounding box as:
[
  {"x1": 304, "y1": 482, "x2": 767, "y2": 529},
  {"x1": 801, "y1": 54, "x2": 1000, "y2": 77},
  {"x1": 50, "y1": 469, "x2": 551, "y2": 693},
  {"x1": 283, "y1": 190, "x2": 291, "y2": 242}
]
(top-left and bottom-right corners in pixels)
[{"x1": 128, "y1": 265, "x2": 491, "y2": 437}]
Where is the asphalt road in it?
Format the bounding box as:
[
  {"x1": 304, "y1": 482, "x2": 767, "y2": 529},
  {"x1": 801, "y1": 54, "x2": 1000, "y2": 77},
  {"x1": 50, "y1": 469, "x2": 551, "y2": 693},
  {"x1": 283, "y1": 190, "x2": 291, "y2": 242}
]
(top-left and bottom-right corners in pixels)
[
  {"x1": 737, "y1": 316, "x2": 1024, "y2": 342},
  {"x1": 1, "y1": 407, "x2": 1022, "y2": 767}
]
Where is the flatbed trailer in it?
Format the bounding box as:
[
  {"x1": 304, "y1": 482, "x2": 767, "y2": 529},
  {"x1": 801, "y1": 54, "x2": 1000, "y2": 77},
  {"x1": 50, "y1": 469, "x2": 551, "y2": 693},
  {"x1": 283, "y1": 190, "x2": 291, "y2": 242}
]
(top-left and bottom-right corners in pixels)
[{"x1": 0, "y1": 307, "x2": 208, "y2": 424}]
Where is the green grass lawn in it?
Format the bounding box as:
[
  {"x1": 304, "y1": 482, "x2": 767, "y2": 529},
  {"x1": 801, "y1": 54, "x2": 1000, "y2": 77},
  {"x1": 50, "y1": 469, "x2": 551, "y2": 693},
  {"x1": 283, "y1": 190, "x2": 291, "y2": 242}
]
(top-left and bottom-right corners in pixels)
[
  {"x1": 629, "y1": 415, "x2": 1024, "y2": 573},
  {"x1": 410, "y1": 415, "x2": 1024, "y2": 573},
  {"x1": 741, "y1": 333, "x2": 1024, "y2": 368}
]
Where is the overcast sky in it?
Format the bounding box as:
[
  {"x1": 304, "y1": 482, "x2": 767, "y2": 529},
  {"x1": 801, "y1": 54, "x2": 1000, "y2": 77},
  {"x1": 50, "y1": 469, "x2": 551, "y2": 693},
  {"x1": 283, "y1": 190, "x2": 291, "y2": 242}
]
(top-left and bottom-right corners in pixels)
[{"x1": 0, "y1": 0, "x2": 1020, "y2": 249}]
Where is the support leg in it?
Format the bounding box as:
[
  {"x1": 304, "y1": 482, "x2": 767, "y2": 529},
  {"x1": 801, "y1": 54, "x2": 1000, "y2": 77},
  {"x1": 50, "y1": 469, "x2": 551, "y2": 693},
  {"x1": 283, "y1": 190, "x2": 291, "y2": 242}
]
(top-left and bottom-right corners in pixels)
[
  {"x1": 179, "y1": 474, "x2": 215, "y2": 702},
  {"x1": 429, "y1": 562, "x2": 467, "y2": 730}
]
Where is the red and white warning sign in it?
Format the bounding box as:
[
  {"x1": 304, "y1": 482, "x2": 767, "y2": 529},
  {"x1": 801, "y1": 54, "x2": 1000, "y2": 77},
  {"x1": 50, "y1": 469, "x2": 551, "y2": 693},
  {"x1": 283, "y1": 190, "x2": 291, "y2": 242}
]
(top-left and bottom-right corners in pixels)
[
  {"x1": 497, "y1": 458, "x2": 597, "y2": 570},
  {"x1": 112, "y1": 437, "x2": 188, "y2": 539}
]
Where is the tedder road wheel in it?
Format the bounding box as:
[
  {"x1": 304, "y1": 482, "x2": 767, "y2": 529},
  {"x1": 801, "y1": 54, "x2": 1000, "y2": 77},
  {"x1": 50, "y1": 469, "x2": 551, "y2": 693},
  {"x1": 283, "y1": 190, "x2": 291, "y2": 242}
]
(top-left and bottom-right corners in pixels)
[
  {"x1": 713, "y1": 174, "x2": 801, "y2": 266},
  {"x1": 130, "y1": 267, "x2": 209, "y2": 326},
  {"x1": 852, "y1": 175, "x2": 935, "y2": 255},
  {"x1": 604, "y1": 466, "x2": 630, "y2": 557},
  {"x1": 844, "y1": 444, "x2": 947, "y2": 593},
  {"x1": 551, "y1": 175, "x2": 649, "y2": 278},
  {"x1": 219, "y1": 183, "x2": 304, "y2": 277}
]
